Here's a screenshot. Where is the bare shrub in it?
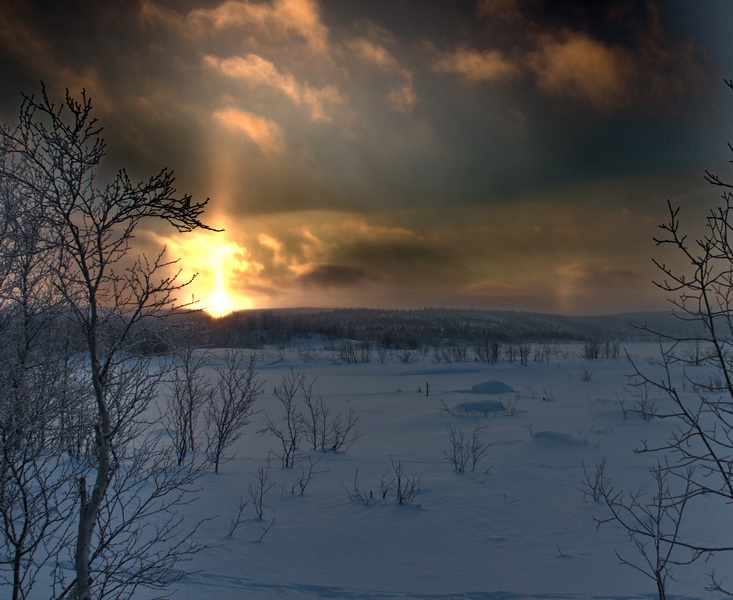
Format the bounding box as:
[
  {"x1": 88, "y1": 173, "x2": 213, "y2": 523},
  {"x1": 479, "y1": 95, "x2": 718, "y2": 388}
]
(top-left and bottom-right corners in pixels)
[
  {"x1": 501, "y1": 394, "x2": 520, "y2": 417},
  {"x1": 338, "y1": 340, "x2": 372, "y2": 364},
  {"x1": 578, "y1": 458, "x2": 611, "y2": 502},
  {"x1": 376, "y1": 345, "x2": 391, "y2": 364},
  {"x1": 388, "y1": 457, "x2": 421, "y2": 506},
  {"x1": 206, "y1": 350, "x2": 264, "y2": 473},
  {"x1": 259, "y1": 369, "x2": 306, "y2": 468},
  {"x1": 298, "y1": 376, "x2": 361, "y2": 454},
  {"x1": 164, "y1": 346, "x2": 212, "y2": 466},
  {"x1": 343, "y1": 468, "x2": 372, "y2": 505},
  {"x1": 444, "y1": 424, "x2": 491, "y2": 472},
  {"x1": 584, "y1": 340, "x2": 601, "y2": 360},
  {"x1": 338, "y1": 340, "x2": 358, "y2": 364},
  {"x1": 262, "y1": 369, "x2": 360, "y2": 466},
  {"x1": 602, "y1": 340, "x2": 620, "y2": 359},
  {"x1": 249, "y1": 465, "x2": 276, "y2": 520},
  {"x1": 227, "y1": 495, "x2": 249, "y2": 537},
  {"x1": 397, "y1": 347, "x2": 414, "y2": 363},
  {"x1": 286, "y1": 454, "x2": 324, "y2": 496},
  {"x1": 518, "y1": 343, "x2": 531, "y2": 366},
  {"x1": 474, "y1": 340, "x2": 501, "y2": 364}
]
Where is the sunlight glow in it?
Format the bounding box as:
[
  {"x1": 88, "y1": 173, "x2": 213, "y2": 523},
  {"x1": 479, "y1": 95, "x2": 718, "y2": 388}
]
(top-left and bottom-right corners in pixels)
[
  {"x1": 160, "y1": 229, "x2": 255, "y2": 318},
  {"x1": 207, "y1": 284, "x2": 234, "y2": 319},
  {"x1": 204, "y1": 242, "x2": 250, "y2": 317}
]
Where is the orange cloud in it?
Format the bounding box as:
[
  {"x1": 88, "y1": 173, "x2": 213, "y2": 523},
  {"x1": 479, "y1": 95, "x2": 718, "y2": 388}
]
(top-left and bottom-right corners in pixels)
[
  {"x1": 205, "y1": 53, "x2": 343, "y2": 120},
  {"x1": 257, "y1": 233, "x2": 289, "y2": 266},
  {"x1": 207, "y1": 54, "x2": 299, "y2": 97},
  {"x1": 526, "y1": 31, "x2": 632, "y2": 112},
  {"x1": 348, "y1": 37, "x2": 417, "y2": 112},
  {"x1": 348, "y1": 37, "x2": 398, "y2": 70},
  {"x1": 213, "y1": 107, "x2": 285, "y2": 154},
  {"x1": 386, "y1": 81, "x2": 418, "y2": 113},
  {"x1": 188, "y1": 0, "x2": 330, "y2": 57},
  {"x1": 434, "y1": 47, "x2": 519, "y2": 82}
]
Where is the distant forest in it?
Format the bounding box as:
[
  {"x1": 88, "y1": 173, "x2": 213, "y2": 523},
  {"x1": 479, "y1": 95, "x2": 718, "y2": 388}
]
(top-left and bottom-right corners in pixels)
[{"x1": 167, "y1": 308, "x2": 690, "y2": 350}]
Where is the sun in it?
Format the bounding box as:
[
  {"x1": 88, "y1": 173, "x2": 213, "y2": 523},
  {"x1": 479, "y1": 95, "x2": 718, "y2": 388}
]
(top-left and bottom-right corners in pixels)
[
  {"x1": 206, "y1": 287, "x2": 234, "y2": 319},
  {"x1": 162, "y1": 230, "x2": 255, "y2": 318},
  {"x1": 200, "y1": 241, "x2": 255, "y2": 318}
]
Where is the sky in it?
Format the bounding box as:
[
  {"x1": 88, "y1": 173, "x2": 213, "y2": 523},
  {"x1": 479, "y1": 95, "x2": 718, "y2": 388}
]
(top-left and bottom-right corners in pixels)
[{"x1": 1, "y1": 0, "x2": 732, "y2": 316}]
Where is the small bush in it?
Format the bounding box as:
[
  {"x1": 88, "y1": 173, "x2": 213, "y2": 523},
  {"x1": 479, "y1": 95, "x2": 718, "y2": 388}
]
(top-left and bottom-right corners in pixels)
[{"x1": 444, "y1": 424, "x2": 491, "y2": 472}]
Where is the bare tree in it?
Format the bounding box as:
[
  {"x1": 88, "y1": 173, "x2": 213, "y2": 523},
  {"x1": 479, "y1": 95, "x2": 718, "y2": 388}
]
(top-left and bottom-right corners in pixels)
[
  {"x1": 0, "y1": 427, "x2": 77, "y2": 600},
  {"x1": 0, "y1": 86, "x2": 215, "y2": 600},
  {"x1": 614, "y1": 79, "x2": 733, "y2": 595},
  {"x1": 298, "y1": 377, "x2": 360, "y2": 454},
  {"x1": 0, "y1": 357, "x2": 79, "y2": 600},
  {"x1": 595, "y1": 464, "x2": 694, "y2": 600},
  {"x1": 0, "y1": 334, "x2": 83, "y2": 600},
  {"x1": 328, "y1": 406, "x2": 361, "y2": 453},
  {"x1": 0, "y1": 155, "x2": 82, "y2": 600},
  {"x1": 297, "y1": 374, "x2": 324, "y2": 452},
  {"x1": 206, "y1": 349, "x2": 264, "y2": 473},
  {"x1": 259, "y1": 368, "x2": 306, "y2": 468},
  {"x1": 249, "y1": 465, "x2": 275, "y2": 520},
  {"x1": 51, "y1": 363, "x2": 209, "y2": 600},
  {"x1": 164, "y1": 345, "x2": 213, "y2": 466}
]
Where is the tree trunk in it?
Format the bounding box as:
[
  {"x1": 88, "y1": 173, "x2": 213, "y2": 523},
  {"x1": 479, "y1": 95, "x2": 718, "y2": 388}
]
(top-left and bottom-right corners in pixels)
[
  {"x1": 12, "y1": 548, "x2": 21, "y2": 600},
  {"x1": 656, "y1": 572, "x2": 666, "y2": 600},
  {"x1": 75, "y1": 422, "x2": 110, "y2": 600}
]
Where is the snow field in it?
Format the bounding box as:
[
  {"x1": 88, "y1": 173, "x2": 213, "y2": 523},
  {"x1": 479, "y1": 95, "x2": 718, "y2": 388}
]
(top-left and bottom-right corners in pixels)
[{"x1": 167, "y1": 343, "x2": 728, "y2": 600}]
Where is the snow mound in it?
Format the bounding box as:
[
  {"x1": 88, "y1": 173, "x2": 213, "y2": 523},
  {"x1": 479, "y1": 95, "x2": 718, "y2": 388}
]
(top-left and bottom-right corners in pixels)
[
  {"x1": 470, "y1": 380, "x2": 514, "y2": 394},
  {"x1": 532, "y1": 431, "x2": 585, "y2": 446}
]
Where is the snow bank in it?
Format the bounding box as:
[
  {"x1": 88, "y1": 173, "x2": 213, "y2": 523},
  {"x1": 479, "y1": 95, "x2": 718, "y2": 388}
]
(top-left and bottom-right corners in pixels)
[{"x1": 469, "y1": 380, "x2": 514, "y2": 394}]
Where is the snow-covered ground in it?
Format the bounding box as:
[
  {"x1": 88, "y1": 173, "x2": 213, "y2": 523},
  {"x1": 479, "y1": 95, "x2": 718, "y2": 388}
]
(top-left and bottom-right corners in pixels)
[{"x1": 165, "y1": 342, "x2": 731, "y2": 600}]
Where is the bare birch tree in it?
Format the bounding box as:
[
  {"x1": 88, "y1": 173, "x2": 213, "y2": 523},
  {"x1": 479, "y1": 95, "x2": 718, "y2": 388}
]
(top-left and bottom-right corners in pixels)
[
  {"x1": 164, "y1": 345, "x2": 213, "y2": 466},
  {"x1": 609, "y1": 79, "x2": 733, "y2": 596},
  {"x1": 595, "y1": 463, "x2": 694, "y2": 600},
  {"x1": 0, "y1": 86, "x2": 215, "y2": 600},
  {"x1": 206, "y1": 349, "x2": 263, "y2": 474},
  {"x1": 259, "y1": 368, "x2": 306, "y2": 467},
  {"x1": 0, "y1": 146, "x2": 81, "y2": 600}
]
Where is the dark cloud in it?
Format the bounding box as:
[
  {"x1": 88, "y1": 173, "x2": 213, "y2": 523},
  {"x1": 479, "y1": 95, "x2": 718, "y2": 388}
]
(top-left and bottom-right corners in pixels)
[
  {"x1": 337, "y1": 237, "x2": 469, "y2": 285},
  {"x1": 296, "y1": 264, "x2": 375, "y2": 288}
]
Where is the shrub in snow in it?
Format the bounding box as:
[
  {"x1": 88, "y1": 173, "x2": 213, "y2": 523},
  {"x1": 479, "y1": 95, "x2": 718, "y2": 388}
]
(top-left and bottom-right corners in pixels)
[{"x1": 444, "y1": 424, "x2": 492, "y2": 472}]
